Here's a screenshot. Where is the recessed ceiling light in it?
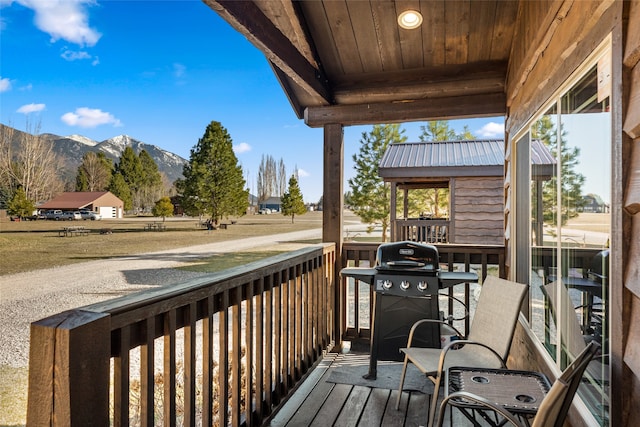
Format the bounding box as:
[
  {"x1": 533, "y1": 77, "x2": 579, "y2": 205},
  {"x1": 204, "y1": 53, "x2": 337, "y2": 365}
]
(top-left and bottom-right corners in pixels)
[{"x1": 398, "y1": 10, "x2": 423, "y2": 30}]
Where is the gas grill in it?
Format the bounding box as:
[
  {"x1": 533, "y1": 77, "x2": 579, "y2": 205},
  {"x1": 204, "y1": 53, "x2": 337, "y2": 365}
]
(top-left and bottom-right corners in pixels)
[{"x1": 340, "y1": 241, "x2": 478, "y2": 379}]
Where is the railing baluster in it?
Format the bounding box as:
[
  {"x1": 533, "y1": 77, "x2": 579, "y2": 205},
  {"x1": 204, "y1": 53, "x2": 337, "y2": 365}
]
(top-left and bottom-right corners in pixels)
[
  {"x1": 255, "y1": 278, "x2": 265, "y2": 420},
  {"x1": 163, "y1": 309, "x2": 176, "y2": 427},
  {"x1": 245, "y1": 281, "x2": 255, "y2": 425},
  {"x1": 273, "y1": 272, "x2": 282, "y2": 404},
  {"x1": 218, "y1": 290, "x2": 229, "y2": 427},
  {"x1": 184, "y1": 302, "x2": 196, "y2": 426},
  {"x1": 295, "y1": 264, "x2": 303, "y2": 379},
  {"x1": 265, "y1": 274, "x2": 274, "y2": 410},
  {"x1": 114, "y1": 325, "x2": 130, "y2": 427},
  {"x1": 231, "y1": 287, "x2": 242, "y2": 427},
  {"x1": 202, "y1": 296, "x2": 214, "y2": 427},
  {"x1": 140, "y1": 318, "x2": 155, "y2": 427}
]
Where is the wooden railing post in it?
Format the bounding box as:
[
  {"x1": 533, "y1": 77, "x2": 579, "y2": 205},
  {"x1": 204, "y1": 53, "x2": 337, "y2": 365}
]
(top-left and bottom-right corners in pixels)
[{"x1": 27, "y1": 309, "x2": 110, "y2": 427}]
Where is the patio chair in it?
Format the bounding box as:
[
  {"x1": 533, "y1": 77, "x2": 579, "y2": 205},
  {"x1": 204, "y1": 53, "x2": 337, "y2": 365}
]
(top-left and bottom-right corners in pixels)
[
  {"x1": 395, "y1": 275, "x2": 528, "y2": 427},
  {"x1": 435, "y1": 341, "x2": 601, "y2": 427}
]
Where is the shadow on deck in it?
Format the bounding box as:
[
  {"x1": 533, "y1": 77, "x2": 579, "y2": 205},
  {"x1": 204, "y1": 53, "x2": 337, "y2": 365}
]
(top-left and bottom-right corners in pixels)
[{"x1": 270, "y1": 351, "x2": 484, "y2": 427}]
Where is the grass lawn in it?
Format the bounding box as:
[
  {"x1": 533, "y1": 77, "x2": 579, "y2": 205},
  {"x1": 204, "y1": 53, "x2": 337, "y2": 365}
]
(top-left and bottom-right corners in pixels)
[{"x1": 0, "y1": 212, "x2": 328, "y2": 276}]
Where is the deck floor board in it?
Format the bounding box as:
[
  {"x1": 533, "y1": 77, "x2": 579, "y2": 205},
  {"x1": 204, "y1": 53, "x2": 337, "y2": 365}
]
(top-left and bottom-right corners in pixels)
[
  {"x1": 270, "y1": 352, "x2": 433, "y2": 426},
  {"x1": 268, "y1": 351, "x2": 495, "y2": 426}
]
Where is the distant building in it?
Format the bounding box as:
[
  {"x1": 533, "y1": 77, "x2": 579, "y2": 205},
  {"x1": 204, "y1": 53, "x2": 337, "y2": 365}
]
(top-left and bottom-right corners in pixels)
[
  {"x1": 379, "y1": 139, "x2": 555, "y2": 245},
  {"x1": 259, "y1": 196, "x2": 282, "y2": 213},
  {"x1": 38, "y1": 191, "x2": 124, "y2": 219},
  {"x1": 582, "y1": 193, "x2": 609, "y2": 213}
]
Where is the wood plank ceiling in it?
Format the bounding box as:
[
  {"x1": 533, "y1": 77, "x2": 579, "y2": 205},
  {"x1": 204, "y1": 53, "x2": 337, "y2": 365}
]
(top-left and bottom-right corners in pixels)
[{"x1": 204, "y1": 0, "x2": 519, "y2": 127}]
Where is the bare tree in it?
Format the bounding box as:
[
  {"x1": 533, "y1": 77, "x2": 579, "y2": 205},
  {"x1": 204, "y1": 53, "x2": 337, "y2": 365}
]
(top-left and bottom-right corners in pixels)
[
  {"x1": 0, "y1": 122, "x2": 64, "y2": 204},
  {"x1": 277, "y1": 158, "x2": 287, "y2": 196},
  {"x1": 76, "y1": 151, "x2": 112, "y2": 191},
  {"x1": 257, "y1": 154, "x2": 278, "y2": 202}
]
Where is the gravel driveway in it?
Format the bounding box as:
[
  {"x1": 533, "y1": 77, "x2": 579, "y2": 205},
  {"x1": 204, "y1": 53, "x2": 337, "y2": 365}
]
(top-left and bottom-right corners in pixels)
[{"x1": 0, "y1": 228, "x2": 323, "y2": 368}]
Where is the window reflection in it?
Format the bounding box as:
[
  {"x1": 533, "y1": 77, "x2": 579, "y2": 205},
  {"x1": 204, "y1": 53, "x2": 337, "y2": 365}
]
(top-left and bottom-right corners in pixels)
[{"x1": 528, "y1": 64, "x2": 610, "y2": 424}]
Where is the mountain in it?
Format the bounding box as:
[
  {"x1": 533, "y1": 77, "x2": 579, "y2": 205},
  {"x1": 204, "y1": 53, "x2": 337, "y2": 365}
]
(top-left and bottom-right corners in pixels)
[{"x1": 3, "y1": 124, "x2": 187, "y2": 184}]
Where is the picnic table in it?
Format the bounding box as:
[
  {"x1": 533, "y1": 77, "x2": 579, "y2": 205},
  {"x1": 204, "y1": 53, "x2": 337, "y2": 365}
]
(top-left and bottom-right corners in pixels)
[
  {"x1": 59, "y1": 226, "x2": 90, "y2": 237},
  {"x1": 144, "y1": 222, "x2": 167, "y2": 231}
]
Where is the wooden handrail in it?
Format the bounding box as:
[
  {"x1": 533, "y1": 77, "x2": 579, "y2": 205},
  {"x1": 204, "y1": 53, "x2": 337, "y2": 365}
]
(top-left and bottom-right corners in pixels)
[{"x1": 27, "y1": 244, "x2": 336, "y2": 426}]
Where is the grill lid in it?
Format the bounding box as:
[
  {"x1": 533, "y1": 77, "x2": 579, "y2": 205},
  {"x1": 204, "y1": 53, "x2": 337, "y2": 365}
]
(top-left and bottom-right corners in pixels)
[{"x1": 375, "y1": 241, "x2": 439, "y2": 273}]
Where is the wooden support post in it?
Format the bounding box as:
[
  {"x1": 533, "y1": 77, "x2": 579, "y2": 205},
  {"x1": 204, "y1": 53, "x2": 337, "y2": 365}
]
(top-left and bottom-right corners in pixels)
[
  {"x1": 27, "y1": 309, "x2": 110, "y2": 426},
  {"x1": 323, "y1": 123, "x2": 344, "y2": 348}
]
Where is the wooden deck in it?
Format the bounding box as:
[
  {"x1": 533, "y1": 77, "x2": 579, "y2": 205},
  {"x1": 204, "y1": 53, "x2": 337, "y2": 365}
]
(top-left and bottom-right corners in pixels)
[{"x1": 269, "y1": 351, "x2": 480, "y2": 427}]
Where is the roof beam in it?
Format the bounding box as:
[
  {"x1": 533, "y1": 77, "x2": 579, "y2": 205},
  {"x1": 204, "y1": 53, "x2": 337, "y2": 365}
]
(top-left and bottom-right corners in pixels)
[
  {"x1": 304, "y1": 92, "x2": 506, "y2": 127},
  {"x1": 205, "y1": 0, "x2": 332, "y2": 104},
  {"x1": 331, "y1": 63, "x2": 506, "y2": 104}
]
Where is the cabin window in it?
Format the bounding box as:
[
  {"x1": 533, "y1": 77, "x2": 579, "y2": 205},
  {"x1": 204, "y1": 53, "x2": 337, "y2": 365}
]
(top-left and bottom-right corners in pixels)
[{"x1": 520, "y1": 43, "x2": 611, "y2": 424}]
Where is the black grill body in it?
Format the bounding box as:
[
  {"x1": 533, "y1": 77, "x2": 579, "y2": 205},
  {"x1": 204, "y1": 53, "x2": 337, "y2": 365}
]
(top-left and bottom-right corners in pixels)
[{"x1": 340, "y1": 241, "x2": 478, "y2": 379}]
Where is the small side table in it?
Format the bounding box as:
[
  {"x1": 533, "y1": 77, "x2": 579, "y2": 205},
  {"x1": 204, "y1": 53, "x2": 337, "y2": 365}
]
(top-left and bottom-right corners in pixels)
[{"x1": 444, "y1": 366, "x2": 552, "y2": 427}]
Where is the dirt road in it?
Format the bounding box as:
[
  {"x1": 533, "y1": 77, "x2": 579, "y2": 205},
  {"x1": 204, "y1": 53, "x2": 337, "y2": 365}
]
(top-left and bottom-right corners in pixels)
[{"x1": 0, "y1": 227, "x2": 325, "y2": 367}]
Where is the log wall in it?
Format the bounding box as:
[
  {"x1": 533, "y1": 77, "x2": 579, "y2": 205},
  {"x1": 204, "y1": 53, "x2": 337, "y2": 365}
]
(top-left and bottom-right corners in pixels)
[
  {"x1": 504, "y1": 1, "x2": 639, "y2": 426},
  {"x1": 622, "y1": 1, "x2": 640, "y2": 425}
]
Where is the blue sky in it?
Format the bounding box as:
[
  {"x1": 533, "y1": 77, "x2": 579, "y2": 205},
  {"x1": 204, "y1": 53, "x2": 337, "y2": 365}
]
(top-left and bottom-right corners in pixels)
[{"x1": 1, "y1": 0, "x2": 505, "y2": 203}]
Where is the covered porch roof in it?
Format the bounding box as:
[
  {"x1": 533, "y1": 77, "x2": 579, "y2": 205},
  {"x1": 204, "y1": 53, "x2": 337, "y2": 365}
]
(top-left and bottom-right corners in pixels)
[{"x1": 204, "y1": 0, "x2": 516, "y2": 125}]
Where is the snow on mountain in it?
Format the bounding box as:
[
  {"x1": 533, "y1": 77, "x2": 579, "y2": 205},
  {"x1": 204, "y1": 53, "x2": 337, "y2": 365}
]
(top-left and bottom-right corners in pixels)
[
  {"x1": 1, "y1": 124, "x2": 187, "y2": 183},
  {"x1": 66, "y1": 134, "x2": 98, "y2": 146}
]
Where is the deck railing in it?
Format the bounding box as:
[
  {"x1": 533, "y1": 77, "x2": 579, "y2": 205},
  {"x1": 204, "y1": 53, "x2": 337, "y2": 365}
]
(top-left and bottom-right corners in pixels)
[
  {"x1": 340, "y1": 242, "x2": 506, "y2": 348},
  {"x1": 27, "y1": 244, "x2": 336, "y2": 426},
  {"x1": 393, "y1": 218, "x2": 450, "y2": 243}
]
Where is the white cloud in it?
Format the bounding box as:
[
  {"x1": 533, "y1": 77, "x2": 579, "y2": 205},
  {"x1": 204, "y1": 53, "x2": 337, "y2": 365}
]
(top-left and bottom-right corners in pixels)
[
  {"x1": 17, "y1": 103, "x2": 45, "y2": 114},
  {"x1": 61, "y1": 49, "x2": 91, "y2": 61},
  {"x1": 0, "y1": 77, "x2": 11, "y2": 92},
  {"x1": 233, "y1": 142, "x2": 251, "y2": 154},
  {"x1": 18, "y1": 0, "x2": 101, "y2": 46},
  {"x1": 61, "y1": 107, "x2": 122, "y2": 128},
  {"x1": 477, "y1": 122, "x2": 505, "y2": 138},
  {"x1": 173, "y1": 63, "x2": 186, "y2": 78},
  {"x1": 297, "y1": 168, "x2": 310, "y2": 178}
]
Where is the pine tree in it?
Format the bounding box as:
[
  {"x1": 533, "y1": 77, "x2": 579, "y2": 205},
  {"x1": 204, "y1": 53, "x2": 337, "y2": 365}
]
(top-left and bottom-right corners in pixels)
[
  {"x1": 281, "y1": 174, "x2": 306, "y2": 223},
  {"x1": 138, "y1": 150, "x2": 163, "y2": 211},
  {"x1": 108, "y1": 172, "x2": 133, "y2": 211},
  {"x1": 180, "y1": 121, "x2": 248, "y2": 225},
  {"x1": 348, "y1": 124, "x2": 407, "y2": 241},
  {"x1": 115, "y1": 147, "x2": 144, "y2": 212},
  {"x1": 414, "y1": 120, "x2": 474, "y2": 217},
  {"x1": 7, "y1": 187, "x2": 35, "y2": 219},
  {"x1": 532, "y1": 115, "x2": 585, "y2": 226},
  {"x1": 418, "y1": 120, "x2": 456, "y2": 141}
]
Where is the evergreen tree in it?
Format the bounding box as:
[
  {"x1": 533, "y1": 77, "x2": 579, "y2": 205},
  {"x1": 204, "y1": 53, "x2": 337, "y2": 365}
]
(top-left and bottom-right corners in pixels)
[
  {"x1": 281, "y1": 174, "x2": 306, "y2": 223},
  {"x1": 419, "y1": 120, "x2": 456, "y2": 141},
  {"x1": 108, "y1": 172, "x2": 133, "y2": 211},
  {"x1": 138, "y1": 150, "x2": 163, "y2": 211},
  {"x1": 413, "y1": 120, "x2": 474, "y2": 217},
  {"x1": 532, "y1": 115, "x2": 585, "y2": 226},
  {"x1": 115, "y1": 146, "x2": 144, "y2": 211},
  {"x1": 7, "y1": 187, "x2": 35, "y2": 219},
  {"x1": 348, "y1": 124, "x2": 407, "y2": 241},
  {"x1": 152, "y1": 196, "x2": 174, "y2": 221},
  {"x1": 180, "y1": 121, "x2": 248, "y2": 224}
]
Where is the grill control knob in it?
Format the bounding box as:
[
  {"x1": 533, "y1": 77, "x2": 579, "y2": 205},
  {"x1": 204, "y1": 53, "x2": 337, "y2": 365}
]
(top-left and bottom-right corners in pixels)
[
  {"x1": 382, "y1": 280, "x2": 393, "y2": 290},
  {"x1": 400, "y1": 280, "x2": 411, "y2": 290},
  {"x1": 417, "y1": 281, "x2": 428, "y2": 291}
]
